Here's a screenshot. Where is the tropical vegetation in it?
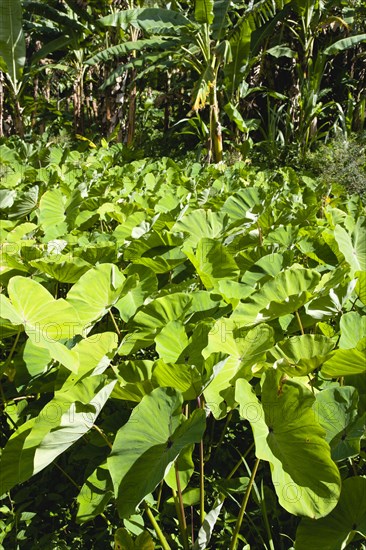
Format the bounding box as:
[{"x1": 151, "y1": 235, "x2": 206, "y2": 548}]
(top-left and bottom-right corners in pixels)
[{"x1": 0, "y1": 1, "x2": 365, "y2": 549}]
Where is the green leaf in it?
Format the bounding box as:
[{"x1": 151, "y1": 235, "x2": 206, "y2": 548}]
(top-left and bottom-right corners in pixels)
[
  {"x1": 0, "y1": 376, "x2": 116, "y2": 494},
  {"x1": 339, "y1": 312, "x2": 366, "y2": 349},
  {"x1": 324, "y1": 34, "x2": 366, "y2": 56},
  {"x1": 99, "y1": 8, "x2": 191, "y2": 33},
  {"x1": 0, "y1": 276, "x2": 83, "y2": 371},
  {"x1": 204, "y1": 321, "x2": 274, "y2": 419},
  {"x1": 321, "y1": 347, "x2": 366, "y2": 378},
  {"x1": 266, "y1": 45, "x2": 295, "y2": 58},
  {"x1": 67, "y1": 263, "x2": 125, "y2": 330},
  {"x1": 355, "y1": 270, "x2": 366, "y2": 305},
  {"x1": 164, "y1": 444, "x2": 194, "y2": 491},
  {"x1": 38, "y1": 189, "x2": 68, "y2": 240},
  {"x1": 195, "y1": 0, "x2": 214, "y2": 25},
  {"x1": 0, "y1": 0, "x2": 25, "y2": 91},
  {"x1": 114, "y1": 528, "x2": 134, "y2": 550},
  {"x1": 129, "y1": 293, "x2": 192, "y2": 332},
  {"x1": 155, "y1": 321, "x2": 189, "y2": 363},
  {"x1": 232, "y1": 267, "x2": 320, "y2": 326},
  {"x1": 314, "y1": 386, "x2": 366, "y2": 462},
  {"x1": 295, "y1": 477, "x2": 366, "y2": 550},
  {"x1": 334, "y1": 218, "x2": 366, "y2": 277},
  {"x1": 76, "y1": 462, "x2": 113, "y2": 524},
  {"x1": 236, "y1": 374, "x2": 341, "y2": 518},
  {"x1": 184, "y1": 238, "x2": 239, "y2": 291},
  {"x1": 30, "y1": 256, "x2": 92, "y2": 283},
  {"x1": 108, "y1": 387, "x2": 206, "y2": 518},
  {"x1": 268, "y1": 335, "x2": 335, "y2": 376},
  {"x1": 151, "y1": 360, "x2": 203, "y2": 400},
  {"x1": 172, "y1": 209, "x2": 226, "y2": 247}
]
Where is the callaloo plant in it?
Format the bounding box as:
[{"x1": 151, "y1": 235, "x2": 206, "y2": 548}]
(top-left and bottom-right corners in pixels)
[{"x1": 0, "y1": 143, "x2": 366, "y2": 548}]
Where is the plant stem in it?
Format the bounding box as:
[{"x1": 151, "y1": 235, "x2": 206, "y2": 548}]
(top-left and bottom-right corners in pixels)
[
  {"x1": 143, "y1": 502, "x2": 171, "y2": 550},
  {"x1": 92, "y1": 424, "x2": 113, "y2": 449},
  {"x1": 197, "y1": 396, "x2": 205, "y2": 524},
  {"x1": 156, "y1": 480, "x2": 164, "y2": 510},
  {"x1": 229, "y1": 458, "x2": 260, "y2": 550},
  {"x1": 108, "y1": 308, "x2": 121, "y2": 337},
  {"x1": 261, "y1": 480, "x2": 275, "y2": 550},
  {"x1": 54, "y1": 462, "x2": 80, "y2": 490},
  {"x1": 295, "y1": 310, "x2": 305, "y2": 335},
  {"x1": 175, "y1": 462, "x2": 189, "y2": 550}
]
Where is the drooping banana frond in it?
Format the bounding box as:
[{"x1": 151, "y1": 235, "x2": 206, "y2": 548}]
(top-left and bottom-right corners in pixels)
[
  {"x1": 99, "y1": 8, "x2": 192, "y2": 35},
  {"x1": 86, "y1": 37, "x2": 181, "y2": 66},
  {"x1": 225, "y1": 0, "x2": 293, "y2": 98},
  {"x1": 22, "y1": 0, "x2": 87, "y2": 34}
]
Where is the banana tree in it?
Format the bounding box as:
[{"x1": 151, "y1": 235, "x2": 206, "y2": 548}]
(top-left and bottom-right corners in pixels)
[
  {"x1": 87, "y1": 0, "x2": 293, "y2": 163},
  {"x1": 284, "y1": 0, "x2": 366, "y2": 154},
  {"x1": 0, "y1": 0, "x2": 26, "y2": 136}
]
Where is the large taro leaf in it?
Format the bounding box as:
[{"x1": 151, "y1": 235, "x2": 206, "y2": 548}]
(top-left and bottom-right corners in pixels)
[
  {"x1": 128, "y1": 292, "x2": 192, "y2": 333},
  {"x1": 314, "y1": 386, "x2": 366, "y2": 462},
  {"x1": 221, "y1": 187, "x2": 262, "y2": 222},
  {"x1": 183, "y1": 238, "x2": 239, "y2": 292},
  {"x1": 295, "y1": 477, "x2": 366, "y2": 550},
  {"x1": 355, "y1": 270, "x2": 366, "y2": 305},
  {"x1": 115, "y1": 265, "x2": 158, "y2": 323},
  {"x1": 29, "y1": 256, "x2": 92, "y2": 283},
  {"x1": 0, "y1": 375, "x2": 116, "y2": 495},
  {"x1": 164, "y1": 443, "x2": 195, "y2": 492},
  {"x1": 155, "y1": 320, "x2": 189, "y2": 363},
  {"x1": 114, "y1": 528, "x2": 155, "y2": 550},
  {"x1": 111, "y1": 360, "x2": 155, "y2": 402},
  {"x1": 203, "y1": 320, "x2": 275, "y2": 419},
  {"x1": 108, "y1": 387, "x2": 206, "y2": 518},
  {"x1": 339, "y1": 311, "x2": 366, "y2": 349},
  {"x1": 0, "y1": 276, "x2": 83, "y2": 371},
  {"x1": 172, "y1": 209, "x2": 226, "y2": 247},
  {"x1": 321, "y1": 345, "x2": 366, "y2": 378},
  {"x1": 334, "y1": 217, "x2": 366, "y2": 277},
  {"x1": 235, "y1": 373, "x2": 341, "y2": 518},
  {"x1": 232, "y1": 267, "x2": 320, "y2": 327},
  {"x1": 151, "y1": 359, "x2": 205, "y2": 401},
  {"x1": 67, "y1": 263, "x2": 125, "y2": 330},
  {"x1": 76, "y1": 461, "x2": 114, "y2": 524},
  {"x1": 38, "y1": 188, "x2": 68, "y2": 240},
  {"x1": 267, "y1": 335, "x2": 335, "y2": 376}
]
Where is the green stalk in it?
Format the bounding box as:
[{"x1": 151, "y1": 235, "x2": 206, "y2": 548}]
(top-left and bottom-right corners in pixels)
[
  {"x1": 175, "y1": 462, "x2": 190, "y2": 550},
  {"x1": 261, "y1": 480, "x2": 275, "y2": 550},
  {"x1": 144, "y1": 502, "x2": 171, "y2": 550},
  {"x1": 108, "y1": 308, "x2": 121, "y2": 337},
  {"x1": 229, "y1": 458, "x2": 260, "y2": 550},
  {"x1": 197, "y1": 396, "x2": 205, "y2": 524},
  {"x1": 295, "y1": 310, "x2": 305, "y2": 335},
  {"x1": 92, "y1": 424, "x2": 113, "y2": 449}
]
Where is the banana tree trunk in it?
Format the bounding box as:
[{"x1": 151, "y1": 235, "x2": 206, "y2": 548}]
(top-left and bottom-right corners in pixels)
[
  {"x1": 0, "y1": 71, "x2": 3, "y2": 137},
  {"x1": 127, "y1": 69, "x2": 137, "y2": 146},
  {"x1": 209, "y1": 83, "x2": 223, "y2": 163},
  {"x1": 14, "y1": 96, "x2": 24, "y2": 138}
]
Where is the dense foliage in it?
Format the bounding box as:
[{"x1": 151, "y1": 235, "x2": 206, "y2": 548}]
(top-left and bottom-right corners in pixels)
[
  {"x1": 0, "y1": 0, "x2": 365, "y2": 161},
  {"x1": 0, "y1": 139, "x2": 365, "y2": 548},
  {"x1": 1, "y1": 1, "x2": 366, "y2": 548}
]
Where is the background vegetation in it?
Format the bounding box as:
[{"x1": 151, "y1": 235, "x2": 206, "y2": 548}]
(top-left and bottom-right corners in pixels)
[{"x1": 0, "y1": 0, "x2": 365, "y2": 164}]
